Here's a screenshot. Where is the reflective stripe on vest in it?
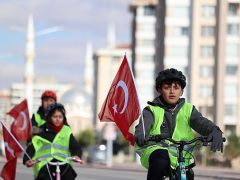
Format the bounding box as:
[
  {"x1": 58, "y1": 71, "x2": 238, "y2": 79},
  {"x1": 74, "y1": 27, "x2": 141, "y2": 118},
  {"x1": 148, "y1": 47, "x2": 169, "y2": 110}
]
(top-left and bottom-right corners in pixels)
[
  {"x1": 139, "y1": 102, "x2": 194, "y2": 169},
  {"x1": 34, "y1": 113, "x2": 46, "y2": 127},
  {"x1": 32, "y1": 125, "x2": 72, "y2": 177}
]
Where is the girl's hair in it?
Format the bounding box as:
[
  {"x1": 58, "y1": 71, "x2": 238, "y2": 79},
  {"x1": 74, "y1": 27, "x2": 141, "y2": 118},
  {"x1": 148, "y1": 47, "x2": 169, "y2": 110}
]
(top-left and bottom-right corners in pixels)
[{"x1": 46, "y1": 103, "x2": 67, "y2": 123}]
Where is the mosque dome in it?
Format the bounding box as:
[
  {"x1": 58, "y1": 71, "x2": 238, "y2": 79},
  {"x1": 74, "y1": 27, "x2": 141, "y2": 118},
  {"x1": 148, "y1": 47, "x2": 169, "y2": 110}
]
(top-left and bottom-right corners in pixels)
[
  {"x1": 60, "y1": 87, "x2": 92, "y2": 105},
  {"x1": 60, "y1": 87, "x2": 93, "y2": 134}
]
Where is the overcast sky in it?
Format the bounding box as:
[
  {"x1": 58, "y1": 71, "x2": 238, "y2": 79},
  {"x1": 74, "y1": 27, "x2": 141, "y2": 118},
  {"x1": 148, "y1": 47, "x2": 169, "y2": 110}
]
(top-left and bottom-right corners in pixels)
[{"x1": 0, "y1": 0, "x2": 132, "y2": 89}]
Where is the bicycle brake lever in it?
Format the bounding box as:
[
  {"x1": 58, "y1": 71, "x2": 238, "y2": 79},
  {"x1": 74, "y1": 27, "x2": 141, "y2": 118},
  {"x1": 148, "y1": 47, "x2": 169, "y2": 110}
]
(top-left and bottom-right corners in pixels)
[{"x1": 72, "y1": 157, "x2": 84, "y2": 164}]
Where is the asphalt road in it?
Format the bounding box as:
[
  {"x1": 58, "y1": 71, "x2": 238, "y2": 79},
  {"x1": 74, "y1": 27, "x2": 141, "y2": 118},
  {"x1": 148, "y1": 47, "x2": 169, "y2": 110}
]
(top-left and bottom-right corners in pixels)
[{"x1": 0, "y1": 161, "x2": 239, "y2": 180}]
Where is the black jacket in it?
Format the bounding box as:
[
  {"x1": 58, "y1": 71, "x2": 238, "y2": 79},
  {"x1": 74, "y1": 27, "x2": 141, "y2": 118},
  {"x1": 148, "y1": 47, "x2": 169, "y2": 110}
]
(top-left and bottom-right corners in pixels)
[
  {"x1": 135, "y1": 96, "x2": 217, "y2": 140},
  {"x1": 23, "y1": 123, "x2": 82, "y2": 180}
]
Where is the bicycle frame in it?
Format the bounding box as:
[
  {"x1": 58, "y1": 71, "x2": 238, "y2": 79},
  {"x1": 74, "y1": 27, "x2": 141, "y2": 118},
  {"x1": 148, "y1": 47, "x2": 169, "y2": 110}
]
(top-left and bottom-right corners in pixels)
[{"x1": 148, "y1": 136, "x2": 225, "y2": 180}]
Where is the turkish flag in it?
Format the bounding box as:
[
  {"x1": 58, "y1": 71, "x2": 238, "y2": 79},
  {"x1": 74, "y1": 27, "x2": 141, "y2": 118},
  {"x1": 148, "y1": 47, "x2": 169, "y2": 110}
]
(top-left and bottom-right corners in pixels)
[
  {"x1": 1, "y1": 122, "x2": 22, "y2": 160},
  {"x1": 7, "y1": 99, "x2": 32, "y2": 141},
  {"x1": 98, "y1": 55, "x2": 140, "y2": 145},
  {"x1": 0, "y1": 122, "x2": 22, "y2": 180},
  {"x1": 0, "y1": 157, "x2": 17, "y2": 180}
]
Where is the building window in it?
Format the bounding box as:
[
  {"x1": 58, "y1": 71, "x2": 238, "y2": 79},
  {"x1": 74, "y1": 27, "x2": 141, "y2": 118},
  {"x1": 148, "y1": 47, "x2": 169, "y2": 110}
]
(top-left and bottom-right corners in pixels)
[
  {"x1": 144, "y1": 6, "x2": 155, "y2": 16},
  {"x1": 226, "y1": 65, "x2": 238, "y2": 76},
  {"x1": 228, "y1": 3, "x2": 239, "y2": 15},
  {"x1": 225, "y1": 84, "x2": 238, "y2": 97},
  {"x1": 227, "y1": 24, "x2": 239, "y2": 35},
  {"x1": 167, "y1": 46, "x2": 188, "y2": 57},
  {"x1": 168, "y1": 6, "x2": 189, "y2": 17},
  {"x1": 226, "y1": 43, "x2": 239, "y2": 57},
  {"x1": 199, "y1": 85, "x2": 212, "y2": 97},
  {"x1": 142, "y1": 55, "x2": 153, "y2": 61},
  {"x1": 139, "y1": 39, "x2": 155, "y2": 47},
  {"x1": 170, "y1": 26, "x2": 189, "y2": 36},
  {"x1": 199, "y1": 106, "x2": 213, "y2": 119},
  {"x1": 225, "y1": 104, "x2": 237, "y2": 116},
  {"x1": 200, "y1": 66, "x2": 213, "y2": 77},
  {"x1": 202, "y1": 5, "x2": 215, "y2": 17},
  {"x1": 200, "y1": 46, "x2": 214, "y2": 57},
  {"x1": 138, "y1": 23, "x2": 155, "y2": 32},
  {"x1": 201, "y1": 26, "x2": 215, "y2": 36}
]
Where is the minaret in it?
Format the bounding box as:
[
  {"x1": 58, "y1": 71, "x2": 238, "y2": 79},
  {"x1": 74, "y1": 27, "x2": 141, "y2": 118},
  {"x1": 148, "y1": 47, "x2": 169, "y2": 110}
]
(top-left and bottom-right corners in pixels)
[
  {"x1": 24, "y1": 14, "x2": 35, "y2": 114},
  {"x1": 107, "y1": 23, "x2": 116, "y2": 49},
  {"x1": 84, "y1": 42, "x2": 94, "y2": 95}
]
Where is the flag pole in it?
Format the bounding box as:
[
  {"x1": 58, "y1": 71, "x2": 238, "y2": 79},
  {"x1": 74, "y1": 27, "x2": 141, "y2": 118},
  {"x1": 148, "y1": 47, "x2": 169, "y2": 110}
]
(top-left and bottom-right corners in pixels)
[{"x1": 0, "y1": 120, "x2": 31, "y2": 160}]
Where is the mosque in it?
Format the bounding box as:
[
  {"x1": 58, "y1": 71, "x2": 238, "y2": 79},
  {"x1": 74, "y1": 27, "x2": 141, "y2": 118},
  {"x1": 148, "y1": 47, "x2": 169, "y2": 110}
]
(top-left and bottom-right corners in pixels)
[{"x1": 9, "y1": 15, "x2": 94, "y2": 135}]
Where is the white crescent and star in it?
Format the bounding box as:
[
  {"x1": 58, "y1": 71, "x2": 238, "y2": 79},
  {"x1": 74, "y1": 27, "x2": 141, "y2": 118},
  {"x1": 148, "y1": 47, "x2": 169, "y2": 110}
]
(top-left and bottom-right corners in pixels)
[
  {"x1": 112, "y1": 80, "x2": 129, "y2": 115},
  {"x1": 18, "y1": 111, "x2": 27, "y2": 131},
  {"x1": 4, "y1": 142, "x2": 14, "y2": 157}
]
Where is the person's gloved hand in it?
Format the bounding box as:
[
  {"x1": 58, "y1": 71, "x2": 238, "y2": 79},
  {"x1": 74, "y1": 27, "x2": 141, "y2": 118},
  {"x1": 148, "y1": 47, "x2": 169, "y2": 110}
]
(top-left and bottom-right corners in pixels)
[
  {"x1": 25, "y1": 159, "x2": 38, "y2": 168},
  {"x1": 135, "y1": 134, "x2": 147, "y2": 147},
  {"x1": 32, "y1": 126, "x2": 43, "y2": 135},
  {"x1": 207, "y1": 127, "x2": 223, "y2": 152}
]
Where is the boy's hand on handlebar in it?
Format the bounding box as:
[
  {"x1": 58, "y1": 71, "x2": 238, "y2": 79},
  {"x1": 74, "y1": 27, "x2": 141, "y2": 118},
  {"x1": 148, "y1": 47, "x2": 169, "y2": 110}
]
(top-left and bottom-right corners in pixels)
[
  {"x1": 207, "y1": 127, "x2": 224, "y2": 152},
  {"x1": 25, "y1": 159, "x2": 38, "y2": 168},
  {"x1": 72, "y1": 156, "x2": 84, "y2": 164}
]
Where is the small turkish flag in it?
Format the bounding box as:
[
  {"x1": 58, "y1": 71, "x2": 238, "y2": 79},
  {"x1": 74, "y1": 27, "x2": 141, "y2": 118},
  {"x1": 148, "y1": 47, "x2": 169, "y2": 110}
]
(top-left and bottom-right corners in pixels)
[
  {"x1": 98, "y1": 55, "x2": 140, "y2": 145},
  {"x1": 0, "y1": 157, "x2": 17, "y2": 180},
  {"x1": 1, "y1": 122, "x2": 22, "y2": 160},
  {"x1": 7, "y1": 99, "x2": 32, "y2": 141}
]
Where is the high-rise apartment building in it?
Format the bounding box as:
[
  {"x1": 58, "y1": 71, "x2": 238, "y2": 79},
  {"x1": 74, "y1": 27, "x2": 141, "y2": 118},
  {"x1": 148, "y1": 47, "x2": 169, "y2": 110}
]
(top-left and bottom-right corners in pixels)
[
  {"x1": 190, "y1": 0, "x2": 240, "y2": 135},
  {"x1": 130, "y1": 0, "x2": 158, "y2": 109},
  {"x1": 130, "y1": 0, "x2": 240, "y2": 135}
]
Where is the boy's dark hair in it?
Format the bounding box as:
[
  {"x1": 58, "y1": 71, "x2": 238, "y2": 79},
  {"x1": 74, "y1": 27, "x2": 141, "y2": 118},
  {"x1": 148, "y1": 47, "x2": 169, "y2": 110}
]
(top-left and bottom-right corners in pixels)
[{"x1": 155, "y1": 68, "x2": 186, "y2": 90}]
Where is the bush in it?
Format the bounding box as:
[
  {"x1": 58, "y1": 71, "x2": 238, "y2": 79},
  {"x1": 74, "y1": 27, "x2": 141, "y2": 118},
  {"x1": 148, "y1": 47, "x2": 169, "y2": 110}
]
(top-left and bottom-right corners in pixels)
[{"x1": 76, "y1": 128, "x2": 96, "y2": 149}]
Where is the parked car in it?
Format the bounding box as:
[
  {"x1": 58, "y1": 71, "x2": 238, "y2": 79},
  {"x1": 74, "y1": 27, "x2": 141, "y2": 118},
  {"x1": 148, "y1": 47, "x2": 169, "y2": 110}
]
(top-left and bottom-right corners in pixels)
[{"x1": 86, "y1": 144, "x2": 107, "y2": 164}]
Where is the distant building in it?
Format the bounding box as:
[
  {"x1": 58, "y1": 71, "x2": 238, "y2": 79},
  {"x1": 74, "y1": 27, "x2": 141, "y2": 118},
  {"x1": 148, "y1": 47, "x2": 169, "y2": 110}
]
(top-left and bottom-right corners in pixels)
[
  {"x1": 129, "y1": 0, "x2": 159, "y2": 109},
  {"x1": 0, "y1": 89, "x2": 11, "y2": 126},
  {"x1": 129, "y1": 0, "x2": 240, "y2": 136},
  {"x1": 10, "y1": 78, "x2": 72, "y2": 113}
]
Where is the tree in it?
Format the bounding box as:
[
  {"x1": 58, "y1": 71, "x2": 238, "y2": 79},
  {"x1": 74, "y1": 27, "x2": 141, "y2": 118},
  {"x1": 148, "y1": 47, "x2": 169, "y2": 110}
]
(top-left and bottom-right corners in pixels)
[
  {"x1": 224, "y1": 134, "x2": 240, "y2": 160},
  {"x1": 76, "y1": 128, "x2": 96, "y2": 149}
]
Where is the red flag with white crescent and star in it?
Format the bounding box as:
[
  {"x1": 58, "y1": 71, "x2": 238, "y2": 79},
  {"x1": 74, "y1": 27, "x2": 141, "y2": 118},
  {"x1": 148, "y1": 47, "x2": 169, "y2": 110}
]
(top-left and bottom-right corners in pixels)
[
  {"x1": 7, "y1": 99, "x2": 32, "y2": 141},
  {"x1": 98, "y1": 55, "x2": 141, "y2": 145},
  {"x1": 0, "y1": 157, "x2": 17, "y2": 180},
  {"x1": 0, "y1": 121, "x2": 22, "y2": 180}
]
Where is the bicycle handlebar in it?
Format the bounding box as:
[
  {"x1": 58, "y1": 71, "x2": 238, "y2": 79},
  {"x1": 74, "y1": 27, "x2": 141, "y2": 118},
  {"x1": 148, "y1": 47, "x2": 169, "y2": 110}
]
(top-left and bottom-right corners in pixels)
[
  {"x1": 33, "y1": 156, "x2": 84, "y2": 166},
  {"x1": 148, "y1": 135, "x2": 226, "y2": 146}
]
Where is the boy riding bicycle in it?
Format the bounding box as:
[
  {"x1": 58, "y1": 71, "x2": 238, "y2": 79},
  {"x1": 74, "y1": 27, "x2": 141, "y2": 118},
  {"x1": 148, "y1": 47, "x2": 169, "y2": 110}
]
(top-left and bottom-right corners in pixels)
[
  {"x1": 134, "y1": 68, "x2": 223, "y2": 180},
  {"x1": 23, "y1": 103, "x2": 83, "y2": 180}
]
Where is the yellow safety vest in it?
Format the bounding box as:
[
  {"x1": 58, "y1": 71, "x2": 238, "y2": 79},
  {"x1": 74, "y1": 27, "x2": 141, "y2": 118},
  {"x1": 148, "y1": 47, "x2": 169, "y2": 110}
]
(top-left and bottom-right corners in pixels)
[
  {"x1": 136, "y1": 102, "x2": 195, "y2": 169},
  {"x1": 34, "y1": 113, "x2": 46, "y2": 127},
  {"x1": 32, "y1": 125, "x2": 72, "y2": 177}
]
